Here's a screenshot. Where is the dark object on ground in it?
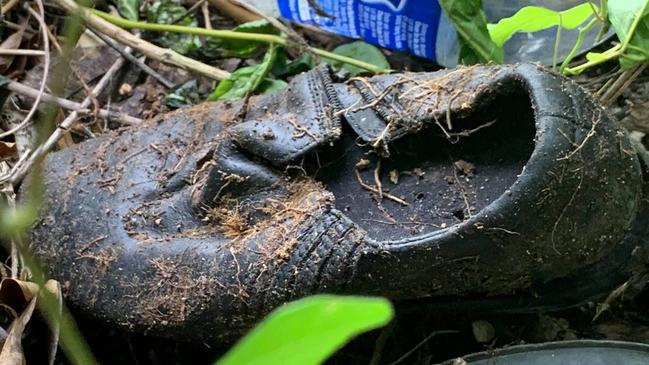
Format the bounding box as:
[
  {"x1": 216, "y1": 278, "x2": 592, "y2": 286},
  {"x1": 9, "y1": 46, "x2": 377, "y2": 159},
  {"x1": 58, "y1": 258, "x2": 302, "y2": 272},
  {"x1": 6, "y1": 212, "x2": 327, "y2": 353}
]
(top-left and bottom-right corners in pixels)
[
  {"x1": 28, "y1": 64, "x2": 647, "y2": 343},
  {"x1": 449, "y1": 340, "x2": 649, "y2": 364}
]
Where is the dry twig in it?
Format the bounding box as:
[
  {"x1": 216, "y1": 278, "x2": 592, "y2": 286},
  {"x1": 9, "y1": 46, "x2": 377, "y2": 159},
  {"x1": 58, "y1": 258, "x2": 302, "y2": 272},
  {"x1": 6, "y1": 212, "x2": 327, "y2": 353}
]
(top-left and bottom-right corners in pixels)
[
  {"x1": 9, "y1": 53, "x2": 129, "y2": 185},
  {"x1": 7, "y1": 81, "x2": 142, "y2": 125},
  {"x1": 53, "y1": 0, "x2": 231, "y2": 80},
  {"x1": 89, "y1": 28, "x2": 174, "y2": 89},
  {"x1": 0, "y1": 2, "x2": 51, "y2": 141}
]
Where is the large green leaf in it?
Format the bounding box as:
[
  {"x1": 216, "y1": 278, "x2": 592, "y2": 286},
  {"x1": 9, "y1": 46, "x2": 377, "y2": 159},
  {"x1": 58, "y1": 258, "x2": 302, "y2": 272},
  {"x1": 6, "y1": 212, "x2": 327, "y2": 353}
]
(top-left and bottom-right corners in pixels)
[
  {"x1": 271, "y1": 51, "x2": 315, "y2": 78},
  {"x1": 208, "y1": 44, "x2": 280, "y2": 100},
  {"x1": 147, "y1": 0, "x2": 201, "y2": 55},
  {"x1": 488, "y1": 4, "x2": 596, "y2": 47},
  {"x1": 216, "y1": 295, "x2": 393, "y2": 365},
  {"x1": 608, "y1": 0, "x2": 649, "y2": 68},
  {"x1": 116, "y1": 0, "x2": 141, "y2": 21},
  {"x1": 438, "y1": 0, "x2": 503, "y2": 64},
  {"x1": 203, "y1": 20, "x2": 278, "y2": 58},
  {"x1": 328, "y1": 41, "x2": 390, "y2": 76}
]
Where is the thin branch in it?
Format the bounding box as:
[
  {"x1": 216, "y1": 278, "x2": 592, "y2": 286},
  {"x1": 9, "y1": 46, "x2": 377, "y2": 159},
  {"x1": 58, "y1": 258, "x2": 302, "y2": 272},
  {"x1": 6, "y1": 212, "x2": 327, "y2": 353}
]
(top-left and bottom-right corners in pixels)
[
  {"x1": 0, "y1": 49, "x2": 46, "y2": 56},
  {"x1": 53, "y1": 0, "x2": 231, "y2": 80},
  {"x1": 89, "y1": 28, "x2": 175, "y2": 89},
  {"x1": 0, "y1": 3, "x2": 52, "y2": 141},
  {"x1": 90, "y1": 7, "x2": 392, "y2": 74},
  {"x1": 7, "y1": 81, "x2": 142, "y2": 125},
  {"x1": 10, "y1": 52, "x2": 129, "y2": 185},
  {"x1": 1, "y1": 0, "x2": 20, "y2": 14},
  {"x1": 599, "y1": 63, "x2": 647, "y2": 106},
  {"x1": 202, "y1": 0, "x2": 212, "y2": 29}
]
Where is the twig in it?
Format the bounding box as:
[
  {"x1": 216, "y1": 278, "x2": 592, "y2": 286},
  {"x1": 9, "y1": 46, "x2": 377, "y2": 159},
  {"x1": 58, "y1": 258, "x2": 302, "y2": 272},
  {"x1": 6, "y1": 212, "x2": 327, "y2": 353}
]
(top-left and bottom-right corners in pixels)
[
  {"x1": 7, "y1": 81, "x2": 143, "y2": 125},
  {"x1": 386, "y1": 330, "x2": 458, "y2": 365},
  {"x1": 231, "y1": 0, "x2": 317, "y2": 59},
  {"x1": 1, "y1": 0, "x2": 19, "y2": 14},
  {"x1": 10, "y1": 53, "x2": 129, "y2": 185},
  {"x1": 354, "y1": 168, "x2": 408, "y2": 206},
  {"x1": 0, "y1": 3, "x2": 51, "y2": 141},
  {"x1": 207, "y1": 0, "x2": 260, "y2": 23},
  {"x1": 369, "y1": 320, "x2": 395, "y2": 365},
  {"x1": 89, "y1": 28, "x2": 174, "y2": 89},
  {"x1": 89, "y1": 8, "x2": 392, "y2": 74},
  {"x1": 53, "y1": 0, "x2": 231, "y2": 80},
  {"x1": 202, "y1": 0, "x2": 212, "y2": 30},
  {"x1": 0, "y1": 49, "x2": 45, "y2": 56},
  {"x1": 599, "y1": 63, "x2": 647, "y2": 106},
  {"x1": 374, "y1": 159, "x2": 383, "y2": 200}
]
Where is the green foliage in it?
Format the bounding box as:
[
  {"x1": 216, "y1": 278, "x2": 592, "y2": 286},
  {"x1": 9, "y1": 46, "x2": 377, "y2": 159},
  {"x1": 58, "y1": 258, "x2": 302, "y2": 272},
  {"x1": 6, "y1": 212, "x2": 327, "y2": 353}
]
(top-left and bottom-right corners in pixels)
[
  {"x1": 438, "y1": 0, "x2": 504, "y2": 64},
  {"x1": 165, "y1": 80, "x2": 200, "y2": 108},
  {"x1": 488, "y1": 4, "x2": 595, "y2": 47},
  {"x1": 115, "y1": 0, "x2": 141, "y2": 21},
  {"x1": 328, "y1": 41, "x2": 390, "y2": 76},
  {"x1": 216, "y1": 295, "x2": 394, "y2": 365},
  {"x1": 608, "y1": 0, "x2": 649, "y2": 68},
  {"x1": 203, "y1": 20, "x2": 278, "y2": 58},
  {"x1": 146, "y1": 0, "x2": 201, "y2": 55},
  {"x1": 209, "y1": 44, "x2": 285, "y2": 100},
  {"x1": 565, "y1": 0, "x2": 649, "y2": 73},
  {"x1": 271, "y1": 52, "x2": 315, "y2": 78}
]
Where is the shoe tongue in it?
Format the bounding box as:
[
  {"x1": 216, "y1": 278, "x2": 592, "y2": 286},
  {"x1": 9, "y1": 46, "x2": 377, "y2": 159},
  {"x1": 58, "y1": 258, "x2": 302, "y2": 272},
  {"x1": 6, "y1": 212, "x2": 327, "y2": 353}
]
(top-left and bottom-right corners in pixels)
[
  {"x1": 335, "y1": 75, "x2": 419, "y2": 148},
  {"x1": 335, "y1": 67, "x2": 511, "y2": 154}
]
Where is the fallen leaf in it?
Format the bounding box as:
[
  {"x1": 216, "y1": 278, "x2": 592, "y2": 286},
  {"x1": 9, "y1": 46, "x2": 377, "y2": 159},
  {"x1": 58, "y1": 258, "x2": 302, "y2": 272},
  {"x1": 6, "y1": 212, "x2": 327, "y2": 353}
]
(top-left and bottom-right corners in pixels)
[
  {"x1": 0, "y1": 142, "x2": 16, "y2": 160},
  {"x1": 0, "y1": 279, "x2": 63, "y2": 365},
  {"x1": 0, "y1": 296, "x2": 36, "y2": 365}
]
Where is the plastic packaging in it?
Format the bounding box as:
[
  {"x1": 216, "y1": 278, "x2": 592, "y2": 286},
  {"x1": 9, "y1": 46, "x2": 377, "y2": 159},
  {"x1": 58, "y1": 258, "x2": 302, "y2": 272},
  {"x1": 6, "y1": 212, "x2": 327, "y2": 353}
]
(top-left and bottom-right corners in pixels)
[{"x1": 240, "y1": 0, "x2": 604, "y2": 67}]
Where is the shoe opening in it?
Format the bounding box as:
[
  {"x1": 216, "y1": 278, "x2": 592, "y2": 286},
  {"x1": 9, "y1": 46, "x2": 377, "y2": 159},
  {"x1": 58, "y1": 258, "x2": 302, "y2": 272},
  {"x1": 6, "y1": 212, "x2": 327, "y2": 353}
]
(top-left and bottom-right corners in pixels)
[{"x1": 314, "y1": 83, "x2": 536, "y2": 242}]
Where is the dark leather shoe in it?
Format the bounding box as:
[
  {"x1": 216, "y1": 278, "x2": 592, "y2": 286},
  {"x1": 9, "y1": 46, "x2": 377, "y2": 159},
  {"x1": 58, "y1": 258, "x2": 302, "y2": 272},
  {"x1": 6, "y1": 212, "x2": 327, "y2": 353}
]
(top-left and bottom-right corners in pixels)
[{"x1": 28, "y1": 64, "x2": 648, "y2": 343}]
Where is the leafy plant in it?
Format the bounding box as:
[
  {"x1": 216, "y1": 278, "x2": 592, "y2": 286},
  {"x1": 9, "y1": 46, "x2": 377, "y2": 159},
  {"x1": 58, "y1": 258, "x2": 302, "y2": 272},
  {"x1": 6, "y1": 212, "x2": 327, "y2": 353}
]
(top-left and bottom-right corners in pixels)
[
  {"x1": 328, "y1": 41, "x2": 390, "y2": 76},
  {"x1": 115, "y1": 0, "x2": 140, "y2": 21},
  {"x1": 209, "y1": 44, "x2": 286, "y2": 100},
  {"x1": 565, "y1": 0, "x2": 649, "y2": 73},
  {"x1": 216, "y1": 295, "x2": 394, "y2": 365},
  {"x1": 146, "y1": 0, "x2": 201, "y2": 55},
  {"x1": 438, "y1": 0, "x2": 504, "y2": 64},
  {"x1": 488, "y1": 4, "x2": 595, "y2": 47},
  {"x1": 271, "y1": 52, "x2": 315, "y2": 78},
  {"x1": 203, "y1": 20, "x2": 278, "y2": 58},
  {"x1": 165, "y1": 79, "x2": 200, "y2": 108},
  {"x1": 607, "y1": 0, "x2": 649, "y2": 68}
]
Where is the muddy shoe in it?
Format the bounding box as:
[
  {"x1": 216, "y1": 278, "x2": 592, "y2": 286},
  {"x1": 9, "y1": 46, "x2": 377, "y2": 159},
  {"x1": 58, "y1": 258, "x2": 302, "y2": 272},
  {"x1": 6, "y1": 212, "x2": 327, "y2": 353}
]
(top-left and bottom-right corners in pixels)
[{"x1": 29, "y1": 64, "x2": 647, "y2": 343}]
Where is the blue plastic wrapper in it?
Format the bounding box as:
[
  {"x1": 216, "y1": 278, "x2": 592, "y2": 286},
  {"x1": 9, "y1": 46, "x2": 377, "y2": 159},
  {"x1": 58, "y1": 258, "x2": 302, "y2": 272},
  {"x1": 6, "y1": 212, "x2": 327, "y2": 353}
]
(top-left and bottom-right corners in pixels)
[{"x1": 278, "y1": 0, "x2": 442, "y2": 61}]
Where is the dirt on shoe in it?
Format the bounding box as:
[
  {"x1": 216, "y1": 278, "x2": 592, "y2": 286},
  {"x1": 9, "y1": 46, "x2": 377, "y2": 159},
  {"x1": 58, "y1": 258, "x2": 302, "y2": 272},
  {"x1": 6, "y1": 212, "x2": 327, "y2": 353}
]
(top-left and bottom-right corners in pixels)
[{"x1": 28, "y1": 64, "x2": 646, "y2": 344}]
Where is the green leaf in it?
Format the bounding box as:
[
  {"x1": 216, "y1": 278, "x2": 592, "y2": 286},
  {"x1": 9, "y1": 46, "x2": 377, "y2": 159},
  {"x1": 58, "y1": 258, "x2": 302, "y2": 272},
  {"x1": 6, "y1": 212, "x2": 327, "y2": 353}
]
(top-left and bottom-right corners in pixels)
[
  {"x1": 203, "y1": 19, "x2": 278, "y2": 58},
  {"x1": 216, "y1": 295, "x2": 393, "y2": 365},
  {"x1": 608, "y1": 0, "x2": 649, "y2": 68},
  {"x1": 116, "y1": 0, "x2": 141, "y2": 21},
  {"x1": 327, "y1": 41, "x2": 390, "y2": 76},
  {"x1": 165, "y1": 79, "x2": 200, "y2": 108},
  {"x1": 208, "y1": 44, "x2": 279, "y2": 100},
  {"x1": 258, "y1": 79, "x2": 288, "y2": 93},
  {"x1": 438, "y1": 0, "x2": 504, "y2": 64},
  {"x1": 271, "y1": 51, "x2": 315, "y2": 78},
  {"x1": 146, "y1": 0, "x2": 201, "y2": 55},
  {"x1": 488, "y1": 4, "x2": 596, "y2": 47}
]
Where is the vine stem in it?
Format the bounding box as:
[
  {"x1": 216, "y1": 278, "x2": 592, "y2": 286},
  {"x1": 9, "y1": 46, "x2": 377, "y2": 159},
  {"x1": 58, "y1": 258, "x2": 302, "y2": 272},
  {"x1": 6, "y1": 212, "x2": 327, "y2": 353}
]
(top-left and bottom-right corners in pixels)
[
  {"x1": 565, "y1": 0, "x2": 649, "y2": 74},
  {"x1": 90, "y1": 8, "x2": 392, "y2": 74}
]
